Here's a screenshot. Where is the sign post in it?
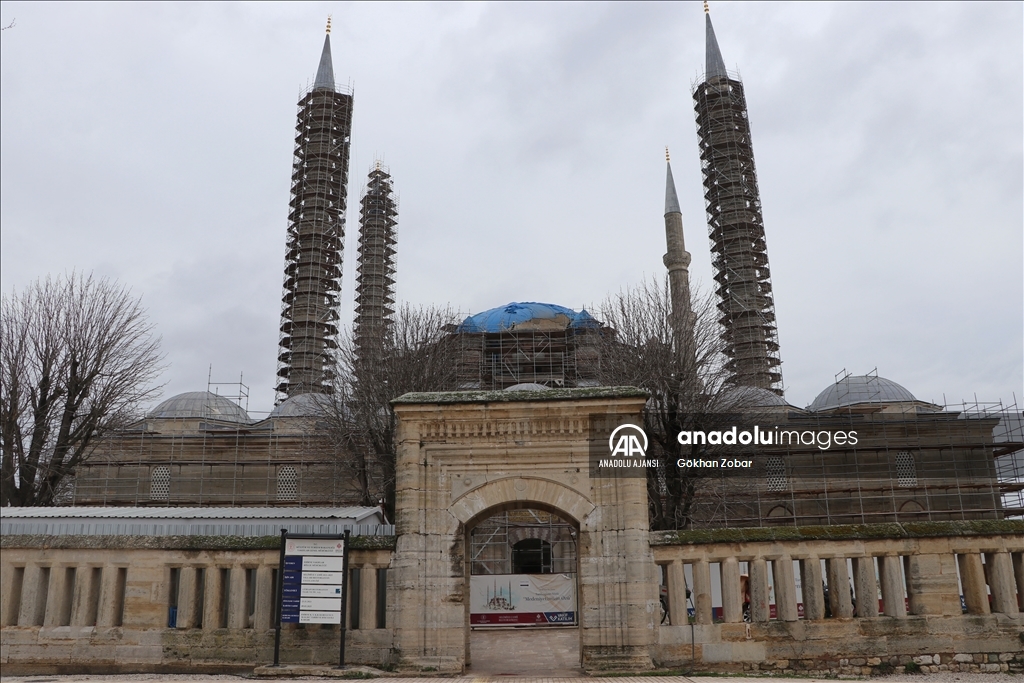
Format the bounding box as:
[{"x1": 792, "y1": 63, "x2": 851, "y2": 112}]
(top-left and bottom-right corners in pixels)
[{"x1": 271, "y1": 530, "x2": 349, "y2": 668}]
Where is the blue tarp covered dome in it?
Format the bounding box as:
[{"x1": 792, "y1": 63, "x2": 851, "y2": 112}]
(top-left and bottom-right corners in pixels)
[{"x1": 457, "y1": 302, "x2": 600, "y2": 333}]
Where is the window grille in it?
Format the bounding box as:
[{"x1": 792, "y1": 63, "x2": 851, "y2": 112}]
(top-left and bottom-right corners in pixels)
[
  {"x1": 151, "y1": 466, "x2": 170, "y2": 501},
  {"x1": 765, "y1": 456, "x2": 787, "y2": 492},
  {"x1": 896, "y1": 451, "x2": 917, "y2": 488},
  {"x1": 277, "y1": 466, "x2": 298, "y2": 501}
]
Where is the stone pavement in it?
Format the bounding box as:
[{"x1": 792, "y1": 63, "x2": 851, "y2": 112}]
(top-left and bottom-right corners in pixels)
[{"x1": 4, "y1": 673, "x2": 1024, "y2": 682}]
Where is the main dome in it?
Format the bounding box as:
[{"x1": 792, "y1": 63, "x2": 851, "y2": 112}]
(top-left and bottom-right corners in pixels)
[
  {"x1": 808, "y1": 375, "x2": 916, "y2": 412},
  {"x1": 148, "y1": 391, "x2": 251, "y2": 423},
  {"x1": 457, "y1": 302, "x2": 599, "y2": 333}
]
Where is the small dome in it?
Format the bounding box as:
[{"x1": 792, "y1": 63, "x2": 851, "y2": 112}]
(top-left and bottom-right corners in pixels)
[
  {"x1": 504, "y1": 383, "x2": 552, "y2": 392},
  {"x1": 148, "y1": 391, "x2": 251, "y2": 423},
  {"x1": 270, "y1": 393, "x2": 329, "y2": 417},
  {"x1": 722, "y1": 385, "x2": 789, "y2": 409},
  {"x1": 808, "y1": 375, "x2": 916, "y2": 412}
]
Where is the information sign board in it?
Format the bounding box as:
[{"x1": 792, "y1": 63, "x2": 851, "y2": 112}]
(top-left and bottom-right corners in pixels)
[{"x1": 273, "y1": 531, "x2": 349, "y2": 668}]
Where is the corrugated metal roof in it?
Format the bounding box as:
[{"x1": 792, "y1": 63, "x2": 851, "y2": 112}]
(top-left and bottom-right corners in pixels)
[
  {"x1": 0, "y1": 506, "x2": 392, "y2": 538},
  {"x1": 0, "y1": 521, "x2": 393, "y2": 537},
  {"x1": 0, "y1": 506, "x2": 379, "y2": 521}
]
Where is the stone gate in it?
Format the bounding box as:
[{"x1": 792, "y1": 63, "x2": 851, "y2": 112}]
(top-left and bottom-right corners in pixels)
[{"x1": 389, "y1": 387, "x2": 658, "y2": 672}]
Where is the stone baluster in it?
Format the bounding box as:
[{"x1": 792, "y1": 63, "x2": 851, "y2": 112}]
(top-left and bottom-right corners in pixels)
[
  {"x1": 42, "y1": 565, "x2": 68, "y2": 626},
  {"x1": 666, "y1": 560, "x2": 688, "y2": 626},
  {"x1": 0, "y1": 564, "x2": 23, "y2": 626},
  {"x1": 692, "y1": 560, "x2": 713, "y2": 624},
  {"x1": 203, "y1": 567, "x2": 225, "y2": 629},
  {"x1": 799, "y1": 557, "x2": 825, "y2": 620},
  {"x1": 773, "y1": 557, "x2": 798, "y2": 621},
  {"x1": 71, "y1": 566, "x2": 101, "y2": 626},
  {"x1": 176, "y1": 567, "x2": 199, "y2": 628},
  {"x1": 1013, "y1": 553, "x2": 1024, "y2": 611},
  {"x1": 878, "y1": 555, "x2": 907, "y2": 618},
  {"x1": 957, "y1": 553, "x2": 990, "y2": 615},
  {"x1": 96, "y1": 566, "x2": 125, "y2": 628},
  {"x1": 227, "y1": 566, "x2": 248, "y2": 629},
  {"x1": 254, "y1": 566, "x2": 274, "y2": 630},
  {"x1": 851, "y1": 557, "x2": 878, "y2": 618},
  {"x1": 721, "y1": 557, "x2": 743, "y2": 623},
  {"x1": 19, "y1": 565, "x2": 47, "y2": 626},
  {"x1": 985, "y1": 552, "x2": 1019, "y2": 616},
  {"x1": 749, "y1": 558, "x2": 770, "y2": 622},
  {"x1": 361, "y1": 563, "x2": 379, "y2": 629},
  {"x1": 825, "y1": 558, "x2": 853, "y2": 618}
]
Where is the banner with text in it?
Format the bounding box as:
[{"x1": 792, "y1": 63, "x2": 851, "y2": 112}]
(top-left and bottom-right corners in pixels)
[{"x1": 470, "y1": 573, "x2": 576, "y2": 626}]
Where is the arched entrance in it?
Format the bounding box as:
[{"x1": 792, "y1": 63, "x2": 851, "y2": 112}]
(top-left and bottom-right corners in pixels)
[
  {"x1": 389, "y1": 389, "x2": 658, "y2": 673},
  {"x1": 465, "y1": 504, "x2": 581, "y2": 675}
]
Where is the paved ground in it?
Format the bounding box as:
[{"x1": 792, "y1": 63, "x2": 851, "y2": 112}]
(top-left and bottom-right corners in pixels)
[
  {"x1": 3, "y1": 673, "x2": 1022, "y2": 682},
  {"x1": 467, "y1": 626, "x2": 582, "y2": 677}
]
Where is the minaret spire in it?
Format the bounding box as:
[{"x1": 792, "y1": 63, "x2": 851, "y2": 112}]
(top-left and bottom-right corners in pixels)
[
  {"x1": 276, "y1": 23, "x2": 354, "y2": 402},
  {"x1": 704, "y1": 3, "x2": 729, "y2": 81},
  {"x1": 314, "y1": 16, "x2": 336, "y2": 91},
  {"x1": 693, "y1": 6, "x2": 784, "y2": 395},
  {"x1": 662, "y1": 149, "x2": 694, "y2": 353}
]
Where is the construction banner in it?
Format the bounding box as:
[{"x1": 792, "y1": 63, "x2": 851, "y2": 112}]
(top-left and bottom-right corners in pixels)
[{"x1": 470, "y1": 573, "x2": 576, "y2": 626}]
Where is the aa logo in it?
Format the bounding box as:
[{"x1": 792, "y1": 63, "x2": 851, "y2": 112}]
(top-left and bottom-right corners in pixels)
[{"x1": 608, "y1": 424, "x2": 648, "y2": 458}]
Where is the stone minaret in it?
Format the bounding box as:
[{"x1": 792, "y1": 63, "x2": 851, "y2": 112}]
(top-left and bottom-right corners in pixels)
[
  {"x1": 276, "y1": 18, "x2": 354, "y2": 401},
  {"x1": 663, "y1": 149, "x2": 694, "y2": 346},
  {"x1": 692, "y1": 3, "x2": 784, "y2": 395},
  {"x1": 353, "y1": 162, "x2": 398, "y2": 376}
]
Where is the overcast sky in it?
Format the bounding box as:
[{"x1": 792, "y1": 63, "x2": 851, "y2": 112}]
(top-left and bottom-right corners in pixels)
[{"x1": 1, "y1": 1, "x2": 1021, "y2": 417}]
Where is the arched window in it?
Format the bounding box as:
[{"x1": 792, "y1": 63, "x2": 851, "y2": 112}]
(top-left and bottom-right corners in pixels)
[
  {"x1": 277, "y1": 466, "x2": 298, "y2": 501},
  {"x1": 895, "y1": 451, "x2": 917, "y2": 488},
  {"x1": 765, "y1": 456, "x2": 787, "y2": 492},
  {"x1": 151, "y1": 466, "x2": 170, "y2": 501}
]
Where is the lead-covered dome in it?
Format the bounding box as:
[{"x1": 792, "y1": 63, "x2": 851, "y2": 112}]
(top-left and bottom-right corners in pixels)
[
  {"x1": 269, "y1": 393, "x2": 329, "y2": 417},
  {"x1": 721, "y1": 385, "x2": 789, "y2": 409},
  {"x1": 148, "y1": 391, "x2": 251, "y2": 423},
  {"x1": 808, "y1": 375, "x2": 916, "y2": 412}
]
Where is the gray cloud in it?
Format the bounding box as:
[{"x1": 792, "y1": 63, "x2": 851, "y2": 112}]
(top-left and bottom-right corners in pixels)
[{"x1": 2, "y1": 1, "x2": 1020, "y2": 415}]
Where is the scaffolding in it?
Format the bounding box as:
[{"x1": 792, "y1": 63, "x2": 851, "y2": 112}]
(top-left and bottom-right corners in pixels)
[
  {"x1": 353, "y1": 162, "x2": 398, "y2": 371},
  {"x1": 692, "y1": 69, "x2": 783, "y2": 395},
  {"x1": 470, "y1": 509, "x2": 577, "y2": 575},
  {"x1": 276, "y1": 74, "x2": 354, "y2": 402},
  {"x1": 670, "y1": 384, "x2": 1024, "y2": 529},
  {"x1": 456, "y1": 321, "x2": 601, "y2": 390},
  {"x1": 71, "y1": 380, "x2": 357, "y2": 508}
]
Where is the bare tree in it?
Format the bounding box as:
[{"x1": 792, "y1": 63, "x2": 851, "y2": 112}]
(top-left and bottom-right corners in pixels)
[
  {"x1": 0, "y1": 274, "x2": 163, "y2": 507},
  {"x1": 598, "y1": 276, "x2": 747, "y2": 530},
  {"x1": 321, "y1": 303, "x2": 461, "y2": 519}
]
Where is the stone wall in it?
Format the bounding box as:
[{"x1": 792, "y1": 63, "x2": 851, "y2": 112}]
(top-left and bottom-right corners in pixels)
[
  {"x1": 652, "y1": 520, "x2": 1024, "y2": 675},
  {"x1": 0, "y1": 535, "x2": 395, "y2": 675}
]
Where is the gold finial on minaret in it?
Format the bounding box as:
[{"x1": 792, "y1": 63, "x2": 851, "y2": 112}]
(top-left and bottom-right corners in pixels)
[
  {"x1": 704, "y1": 1, "x2": 710, "y2": 14},
  {"x1": 326, "y1": 15, "x2": 332, "y2": 34},
  {"x1": 666, "y1": 147, "x2": 671, "y2": 163}
]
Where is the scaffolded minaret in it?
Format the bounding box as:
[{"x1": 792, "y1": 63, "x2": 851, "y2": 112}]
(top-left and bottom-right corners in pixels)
[
  {"x1": 663, "y1": 148, "x2": 694, "y2": 344},
  {"x1": 276, "y1": 19, "x2": 354, "y2": 401},
  {"x1": 353, "y1": 162, "x2": 398, "y2": 374},
  {"x1": 692, "y1": 3, "x2": 783, "y2": 395}
]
